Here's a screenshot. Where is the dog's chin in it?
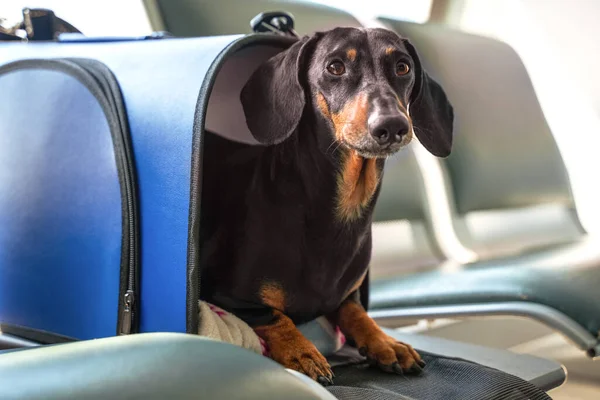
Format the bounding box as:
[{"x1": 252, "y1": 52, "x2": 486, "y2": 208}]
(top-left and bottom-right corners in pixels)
[{"x1": 343, "y1": 141, "x2": 403, "y2": 159}]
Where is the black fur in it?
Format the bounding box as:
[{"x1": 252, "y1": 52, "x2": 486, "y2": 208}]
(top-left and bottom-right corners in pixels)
[
  {"x1": 199, "y1": 27, "x2": 453, "y2": 327},
  {"x1": 403, "y1": 40, "x2": 453, "y2": 157}
]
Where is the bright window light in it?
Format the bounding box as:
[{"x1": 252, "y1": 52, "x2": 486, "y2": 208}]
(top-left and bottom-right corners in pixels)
[
  {"x1": 459, "y1": 0, "x2": 600, "y2": 234},
  {"x1": 2, "y1": 0, "x2": 152, "y2": 36},
  {"x1": 301, "y1": 0, "x2": 433, "y2": 23}
]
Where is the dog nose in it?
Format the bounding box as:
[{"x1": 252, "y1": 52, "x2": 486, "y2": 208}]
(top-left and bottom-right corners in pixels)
[{"x1": 369, "y1": 115, "x2": 409, "y2": 146}]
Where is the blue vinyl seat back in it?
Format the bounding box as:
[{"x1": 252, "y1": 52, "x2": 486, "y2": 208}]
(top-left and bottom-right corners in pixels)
[{"x1": 0, "y1": 64, "x2": 122, "y2": 339}]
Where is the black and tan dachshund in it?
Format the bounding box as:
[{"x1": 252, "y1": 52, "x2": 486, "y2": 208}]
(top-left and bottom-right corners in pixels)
[{"x1": 200, "y1": 27, "x2": 453, "y2": 385}]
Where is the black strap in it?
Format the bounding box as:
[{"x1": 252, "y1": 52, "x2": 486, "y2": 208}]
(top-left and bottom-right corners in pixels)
[
  {"x1": 0, "y1": 8, "x2": 81, "y2": 42},
  {"x1": 250, "y1": 11, "x2": 299, "y2": 38}
]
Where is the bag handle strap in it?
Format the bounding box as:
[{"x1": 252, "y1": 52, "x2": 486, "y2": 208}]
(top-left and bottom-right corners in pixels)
[
  {"x1": 0, "y1": 7, "x2": 81, "y2": 42},
  {"x1": 250, "y1": 11, "x2": 299, "y2": 38}
]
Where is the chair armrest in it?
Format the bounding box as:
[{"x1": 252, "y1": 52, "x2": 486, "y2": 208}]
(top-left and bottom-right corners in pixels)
[
  {"x1": 369, "y1": 264, "x2": 600, "y2": 356},
  {"x1": 0, "y1": 332, "x2": 335, "y2": 400}
]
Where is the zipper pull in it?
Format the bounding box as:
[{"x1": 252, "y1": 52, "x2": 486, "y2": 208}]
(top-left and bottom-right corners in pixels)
[{"x1": 120, "y1": 290, "x2": 134, "y2": 335}]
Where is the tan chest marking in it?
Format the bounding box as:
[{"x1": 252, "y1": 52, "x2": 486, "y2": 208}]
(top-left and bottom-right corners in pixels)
[{"x1": 336, "y1": 151, "x2": 379, "y2": 222}]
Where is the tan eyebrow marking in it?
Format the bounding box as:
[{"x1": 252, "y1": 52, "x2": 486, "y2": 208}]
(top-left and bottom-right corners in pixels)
[
  {"x1": 385, "y1": 47, "x2": 395, "y2": 55},
  {"x1": 346, "y1": 48, "x2": 357, "y2": 61}
]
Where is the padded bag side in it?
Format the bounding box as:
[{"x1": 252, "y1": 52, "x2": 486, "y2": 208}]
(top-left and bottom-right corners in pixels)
[
  {"x1": 0, "y1": 35, "x2": 247, "y2": 335},
  {"x1": 0, "y1": 58, "x2": 139, "y2": 341},
  {"x1": 0, "y1": 34, "x2": 296, "y2": 335}
]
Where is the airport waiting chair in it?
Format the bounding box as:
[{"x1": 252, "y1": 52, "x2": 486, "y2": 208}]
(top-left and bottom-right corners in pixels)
[{"x1": 369, "y1": 18, "x2": 600, "y2": 359}]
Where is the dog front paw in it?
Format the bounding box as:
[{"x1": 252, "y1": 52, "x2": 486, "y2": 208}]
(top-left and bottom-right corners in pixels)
[
  {"x1": 271, "y1": 338, "x2": 335, "y2": 385},
  {"x1": 335, "y1": 299, "x2": 425, "y2": 375},
  {"x1": 254, "y1": 310, "x2": 334, "y2": 385},
  {"x1": 358, "y1": 334, "x2": 425, "y2": 375}
]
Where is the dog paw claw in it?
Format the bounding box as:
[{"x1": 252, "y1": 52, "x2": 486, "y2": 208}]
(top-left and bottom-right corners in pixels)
[
  {"x1": 317, "y1": 376, "x2": 333, "y2": 386},
  {"x1": 392, "y1": 362, "x2": 404, "y2": 375},
  {"x1": 409, "y1": 362, "x2": 424, "y2": 375}
]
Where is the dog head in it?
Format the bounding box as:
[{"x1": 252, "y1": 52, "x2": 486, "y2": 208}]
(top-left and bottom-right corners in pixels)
[{"x1": 241, "y1": 27, "x2": 453, "y2": 158}]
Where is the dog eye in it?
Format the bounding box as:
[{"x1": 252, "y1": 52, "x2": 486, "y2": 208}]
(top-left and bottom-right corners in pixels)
[
  {"x1": 395, "y1": 62, "x2": 410, "y2": 76},
  {"x1": 327, "y1": 61, "x2": 346, "y2": 76}
]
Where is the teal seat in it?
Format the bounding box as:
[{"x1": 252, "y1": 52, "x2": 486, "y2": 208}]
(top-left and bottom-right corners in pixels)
[{"x1": 371, "y1": 18, "x2": 600, "y2": 358}]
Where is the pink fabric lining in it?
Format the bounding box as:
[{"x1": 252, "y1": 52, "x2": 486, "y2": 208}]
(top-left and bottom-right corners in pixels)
[{"x1": 205, "y1": 302, "x2": 346, "y2": 357}]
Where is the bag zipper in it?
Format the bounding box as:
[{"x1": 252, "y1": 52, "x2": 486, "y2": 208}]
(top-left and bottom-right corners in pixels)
[
  {"x1": 120, "y1": 289, "x2": 135, "y2": 334},
  {"x1": 0, "y1": 58, "x2": 140, "y2": 336},
  {"x1": 65, "y1": 58, "x2": 140, "y2": 336},
  {"x1": 66, "y1": 58, "x2": 140, "y2": 336},
  {"x1": 75, "y1": 59, "x2": 140, "y2": 336}
]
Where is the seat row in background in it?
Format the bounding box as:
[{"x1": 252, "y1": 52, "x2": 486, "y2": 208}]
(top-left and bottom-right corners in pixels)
[{"x1": 146, "y1": 0, "x2": 600, "y2": 360}]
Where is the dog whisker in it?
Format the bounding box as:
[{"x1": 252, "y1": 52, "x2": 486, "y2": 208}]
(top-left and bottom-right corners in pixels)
[
  {"x1": 325, "y1": 141, "x2": 338, "y2": 155},
  {"x1": 413, "y1": 124, "x2": 435, "y2": 137},
  {"x1": 333, "y1": 142, "x2": 343, "y2": 153}
]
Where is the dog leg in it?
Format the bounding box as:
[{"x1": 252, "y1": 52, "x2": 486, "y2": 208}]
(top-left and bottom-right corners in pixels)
[
  {"x1": 254, "y1": 310, "x2": 334, "y2": 385},
  {"x1": 333, "y1": 294, "x2": 425, "y2": 374}
]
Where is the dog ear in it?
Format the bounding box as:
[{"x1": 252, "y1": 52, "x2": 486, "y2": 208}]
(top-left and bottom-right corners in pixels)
[
  {"x1": 403, "y1": 39, "x2": 454, "y2": 158},
  {"x1": 241, "y1": 34, "x2": 320, "y2": 145}
]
